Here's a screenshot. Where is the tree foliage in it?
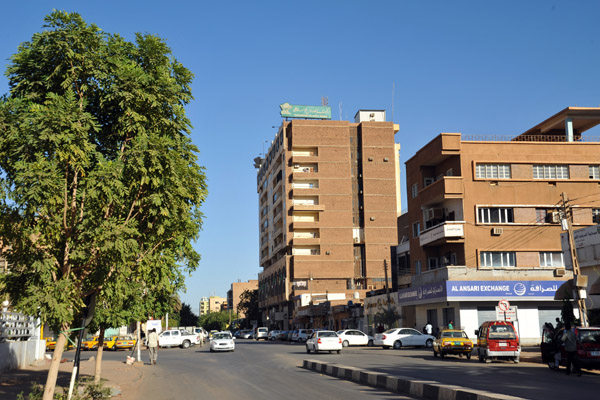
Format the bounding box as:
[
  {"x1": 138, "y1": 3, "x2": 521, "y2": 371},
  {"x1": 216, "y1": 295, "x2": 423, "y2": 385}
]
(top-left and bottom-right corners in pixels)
[
  {"x1": 179, "y1": 303, "x2": 198, "y2": 327},
  {"x1": 373, "y1": 307, "x2": 401, "y2": 330},
  {"x1": 236, "y1": 289, "x2": 260, "y2": 328},
  {"x1": 0, "y1": 11, "x2": 206, "y2": 399},
  {"x1": 199, "y1": 311, "x2": 237, "y2": 332}
]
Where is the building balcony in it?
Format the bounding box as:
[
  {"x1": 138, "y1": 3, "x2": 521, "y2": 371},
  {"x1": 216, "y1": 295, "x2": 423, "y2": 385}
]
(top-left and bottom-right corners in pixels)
[
  {"x1": 292, "y1": 170, "x2": 318, "y2": 180},
  {"x1": 291, "y1": 204, "x2": 325, "y2": 212},
  {"x1": 418, "y1": 176, "x2": 463, "y2": 207},
  {"x1": 290, "y1": 221, "x2": 319, "y2": 230},
  {"x1": 419, "y1": 221, "x2": 465, "y2": 247}
]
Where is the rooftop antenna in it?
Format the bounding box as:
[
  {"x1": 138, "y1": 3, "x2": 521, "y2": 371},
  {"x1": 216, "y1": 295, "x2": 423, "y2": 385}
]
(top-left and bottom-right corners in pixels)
[{"x1": 321, "y1": 96, "x2": 329, "y2": 107}]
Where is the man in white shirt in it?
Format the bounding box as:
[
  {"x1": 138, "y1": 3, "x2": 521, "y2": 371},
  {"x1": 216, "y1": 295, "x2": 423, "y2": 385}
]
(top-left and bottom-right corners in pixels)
[
  {"x1": 147, "y1": 328, "x2": 159, "y2": 365},
  {"x1": 425, "y1": 321, "x2": 433, "y2": 335}
]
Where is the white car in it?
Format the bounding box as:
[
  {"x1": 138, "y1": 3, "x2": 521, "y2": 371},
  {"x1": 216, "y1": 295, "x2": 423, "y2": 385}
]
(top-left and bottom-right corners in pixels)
[
  {"x1": 254, "y1": 327, "x2": 268, "y2": 340},
  {"x1": 210, "y1": 331, "x2": 235, "y2": 352},
  {"x1": 305, "y1": 330, "x2": 342, "y2": 354},
  {"x1": 268, "y1": 330, "x2": 280, "y2": 340},
  {"x1": 337, "y1": 329, "x2": 374, "y2": 347},
  {"x1": 373, "y1": 328, "x2": 435, "y2": 349}
]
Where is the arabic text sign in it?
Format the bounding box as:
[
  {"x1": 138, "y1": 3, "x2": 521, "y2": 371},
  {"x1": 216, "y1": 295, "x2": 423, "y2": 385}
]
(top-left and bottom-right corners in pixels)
[
  {"x1": 280, "y1": 102, "x2": 332, "y2": 119},
  {"x1": 397, "y1": 282, "x2": 446, "y2": 303},
  {"x1": 447, "y1": 281, "x2": 561, "y2": 298},
  {"x1": 496, "y1": 306, "x2": 517, "y2": 321}
]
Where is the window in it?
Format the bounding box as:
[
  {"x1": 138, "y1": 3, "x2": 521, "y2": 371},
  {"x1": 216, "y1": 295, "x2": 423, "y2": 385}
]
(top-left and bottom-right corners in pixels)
[
  {"x1": 424, "y1": 177, "x2": 434, "y2": 187},
  {"x1": 411, "y1": 183, "x2": 418, "y2": 198},
  {"x1": 428, "y1": 257, "x2": 439, "y2": 270},
  {"x1": 594, "y1": 209, "x2": 600, "y2": 223},
  {"x1": 539, "y1": 252, "x2": 564, "y2": 268},
  {"x1": 476, "y1": 164, "x2": 511, "y2": 179},
  {"x1": 533, "y1": 164, "x2": 569, "y2": 179},
  {"x1": 590, "y1": 166, "x2": 600, "y2": 180},
  {"x1": 480, "y1": 251, "x2": 516, "y2": 268},
  {"x1": 412, "y1": 222, "x2": 421, "y2": 237},
  {"x1": 478, "y1": 207, "x2": 514, "y2": 223}
]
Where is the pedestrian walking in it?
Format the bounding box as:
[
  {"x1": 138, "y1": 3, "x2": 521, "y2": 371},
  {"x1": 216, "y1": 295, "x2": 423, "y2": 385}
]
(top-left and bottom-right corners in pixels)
[
  {"x1": 425, "y1": 321, "x2": 433, "y2": 335},
  {"x1": 561, "y1": 322, "x2": 581, "y2": 376},
  {"x1": 147, "y1": 328, "x2": 159, "y2": 365},
  {"x1": 448, "y1": 320, "x2": 454, "y2": 329},
  {"x1": 198, "y1": 329, "x2": 205, "y2": 347}
]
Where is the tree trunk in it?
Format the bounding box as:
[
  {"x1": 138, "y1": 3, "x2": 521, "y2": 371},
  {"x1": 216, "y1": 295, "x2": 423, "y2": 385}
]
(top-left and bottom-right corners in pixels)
[
  {"x1": 94, "y1": 329, "x2": 105, "y2": 383},
  {"x1": 43, "y1": 323, "x2": 69, "y2": 400}
]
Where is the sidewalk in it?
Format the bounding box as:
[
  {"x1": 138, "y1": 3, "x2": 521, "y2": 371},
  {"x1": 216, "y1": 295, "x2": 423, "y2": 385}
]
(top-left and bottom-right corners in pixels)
[{"x1": 0, "y1": 354, "x2": 145, "y2": 399}]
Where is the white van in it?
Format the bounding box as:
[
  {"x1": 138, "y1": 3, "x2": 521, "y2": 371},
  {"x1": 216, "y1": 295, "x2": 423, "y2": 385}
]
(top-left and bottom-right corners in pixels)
[{"x1": 254, "y1": 327, "x2": 268, "y2": 341}]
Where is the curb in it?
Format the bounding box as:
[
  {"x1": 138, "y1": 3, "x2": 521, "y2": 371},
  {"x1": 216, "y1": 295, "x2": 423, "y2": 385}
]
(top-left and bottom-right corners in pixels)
[{"x1": 302, "y1": 359, "x2": 526, "y2": 400}]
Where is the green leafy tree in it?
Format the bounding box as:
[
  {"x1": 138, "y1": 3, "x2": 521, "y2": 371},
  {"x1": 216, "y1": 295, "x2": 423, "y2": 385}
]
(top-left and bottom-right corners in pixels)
[
  {"x1": 199, "y1": 311, "x2": 237, "y2": 332},
  {"x1": 374, "y1": 308, "x2": 401, "y2": 330},
  {"x1": 179, "y1": 302, "x2": 199, "y2": 327},
  {"x1": 0, "y1": 11, "x2": 206, "y2": 399},
  {"x1": 237, "y1": 289, "x2": 260, "y2": 328}
]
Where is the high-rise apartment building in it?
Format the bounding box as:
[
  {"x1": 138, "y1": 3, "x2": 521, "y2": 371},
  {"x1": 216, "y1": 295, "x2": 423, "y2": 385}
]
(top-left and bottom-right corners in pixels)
[
  {"x1": 256, "y1": 110, "x2": 401, "y2": 329},
  {"x1": 198, "y1": 297, "x2": 209, "y2": 316},
  {"x1": 393, "y1": 107, "x2": 600, "y2": 343}
]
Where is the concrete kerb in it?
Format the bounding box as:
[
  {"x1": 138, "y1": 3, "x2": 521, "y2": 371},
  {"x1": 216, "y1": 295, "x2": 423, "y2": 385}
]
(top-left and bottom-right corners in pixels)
[{"x1": 302, "y1": 359, "x2": 526, "y2": 400}]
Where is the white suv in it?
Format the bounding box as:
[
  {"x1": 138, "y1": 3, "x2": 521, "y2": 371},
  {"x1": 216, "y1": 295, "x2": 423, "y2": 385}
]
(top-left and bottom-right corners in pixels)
[{"x1": 254, "y1": 327, "x2": 268, "y2": 340}]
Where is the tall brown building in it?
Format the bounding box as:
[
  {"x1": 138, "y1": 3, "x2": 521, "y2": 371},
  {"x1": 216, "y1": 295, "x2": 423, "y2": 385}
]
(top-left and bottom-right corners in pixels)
[
  {"x1": 394, "y1": 107, "x2": 600, "y2": 344},
  {"x1": 227, "y1": 279, "x2": 258, "y2": 318},
  {"x1": 256, "y1": 110, "x2": 401, "y2": 329}
]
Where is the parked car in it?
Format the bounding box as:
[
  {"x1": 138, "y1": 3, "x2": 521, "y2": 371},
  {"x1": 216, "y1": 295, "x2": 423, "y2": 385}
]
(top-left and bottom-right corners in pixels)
[
  {"x1": 254, "y1": 327, "x2": 268, "y2": 340},
  {"x1": 81, "y1": 336, "x2": 99, "y2": 350},
  {"x1": 476, "y1": 320, "x2": 520, "y2": 363},
  {"x1": 45, "y1": 337, "x2": 74, "y2": 351},
  {"x1": 373, "y1": 328, "x2": 435, "y2": 349},
  {"x1": 114, "y1": 335, "x2": 137, "y2": 350},
  {"x1": 277, "y1": 330, "x2": 289, "y2": 340},
  {"x1": 102, "y1": 336, "x2": 118, "y2": 351},
  {"x1": 288, "y1": 330, "x2": 298, "y2": 341},
  {"x1": 433, "y1": 329, "x2": 473, "y2": 359},
  {"x1": 298, "y1": 328, "x2": 323, "y2": 342},
  {"x1": 306, "y1": 330, "x2": 342, "y2": 354},
  {"x1": 240, "y1": 329, "x2": 253, "y2": 339},
  {"x1": 209, "y1": 331, "x2": 235, "y2": 352},
  {"x1": 336, "y1": 329, "x2": 374, "y2": 347},
  {"x1": 541, "y1": 325, "x2": 600, "y2": 371},
  {"x1": 268, "y1": 330, "x2": 280, "y2": 340}
]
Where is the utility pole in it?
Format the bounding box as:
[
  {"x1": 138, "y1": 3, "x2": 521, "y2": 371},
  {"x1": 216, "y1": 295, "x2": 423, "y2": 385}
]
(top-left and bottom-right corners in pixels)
[{"x1": 560, "y1": 192, "x2": 589, "y2": 327}]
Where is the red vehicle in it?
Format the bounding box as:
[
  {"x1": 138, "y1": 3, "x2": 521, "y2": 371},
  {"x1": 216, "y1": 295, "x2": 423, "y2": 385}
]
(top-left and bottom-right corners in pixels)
[
  {"x1": 541, "y1": 326, "x2": 600, "y2": 371},
  {"x1": 475, "y1": 320, "x2": 520, "y2": 363}
]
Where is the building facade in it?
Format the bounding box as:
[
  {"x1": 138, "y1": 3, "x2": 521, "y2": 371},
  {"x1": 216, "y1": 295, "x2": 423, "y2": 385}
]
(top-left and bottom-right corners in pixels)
[
  {"x1": 198, "y1": 297, "x2": 209, "y2": 316},
  {"x1": 256, "y1": 110, "x2": 401, "y2": 329},
  {"x1": 227, "y1": 279, "x2": 258, "y2": 318},
  {"x1": 394, "y1": 107, "x2": 600, "y2": 344}
]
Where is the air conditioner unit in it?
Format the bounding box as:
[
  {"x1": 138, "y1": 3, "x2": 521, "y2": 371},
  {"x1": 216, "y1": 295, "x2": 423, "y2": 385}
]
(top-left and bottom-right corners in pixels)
[
  {"x1": 554, "y1": 268, "x2": 566, "y2": 277},
  {"x1": 546, "y1": 211, "x2": 561, "y2": 223},
  {"x1": 294, "y1": 164, "x2": 300, "y2": 168},
  {"x1": 491, "y1": 227, "x2": 503, "y2": 236}
]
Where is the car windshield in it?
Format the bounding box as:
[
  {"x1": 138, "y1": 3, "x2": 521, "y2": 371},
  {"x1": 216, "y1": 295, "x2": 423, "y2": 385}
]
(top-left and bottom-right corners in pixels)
[
  {"x1": 213, "y1": 333, "x2": 231, "y2": 340},
  {"x1": 578, "y1": 329, "x2": 600, "y2": 344},
  {"x1": 488, "y1": 325, "x2": 516, "y2": 339},
  {"x1": 319, "y1": 332, "x2": 338, "y2": 338},
  {"x1": 441, "y1": 331, "x2": 466, "y2": 338}
]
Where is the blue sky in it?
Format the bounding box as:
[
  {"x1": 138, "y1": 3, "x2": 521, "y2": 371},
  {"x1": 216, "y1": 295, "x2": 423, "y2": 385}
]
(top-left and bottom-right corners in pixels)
[{"x1": 2, "y1": 1, "x2": 600, "y2": 314}]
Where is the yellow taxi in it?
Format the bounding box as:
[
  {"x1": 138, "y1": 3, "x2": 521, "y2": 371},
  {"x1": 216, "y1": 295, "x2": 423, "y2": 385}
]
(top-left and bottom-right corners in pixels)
[
  {"x1": 433, "y1": 329, "x2": 473, "y2": 360},
  {"x1": 81, "y1": 336, "x2": 100, "y2": 350},
  {"x1": 45, "y1": 336, "x2": 74, "y2": 351},
  {"x1": 103, "y1": 336, "x2": 118, "y2": 351},
  {"x1": 115, "y1": 335, "x2": 137, "y2": 350}
]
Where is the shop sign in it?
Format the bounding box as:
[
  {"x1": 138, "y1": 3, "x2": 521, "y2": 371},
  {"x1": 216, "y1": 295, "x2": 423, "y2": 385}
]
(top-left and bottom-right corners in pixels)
[
  {"x1": 397, "y1": 282, "x2": 446, "y2": 303},
  {"x1": 364, "y1": 294, "x2": 398, "y2": 315},
  {"x1": 447, "y1": 280, "x2": 561, "y2": 298}
]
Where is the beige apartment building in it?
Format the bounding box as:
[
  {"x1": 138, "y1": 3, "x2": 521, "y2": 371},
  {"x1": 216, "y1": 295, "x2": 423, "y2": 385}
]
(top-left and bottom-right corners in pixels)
[
  {"x1": 394, "y1": 107, "x2": 600, "y2": 344},
  {"x1": 227, "y1": 279, "x2": 258, "y2": 318},
  {"x1": 256, "y1": 110, "x2": 401, "y2": 329}
]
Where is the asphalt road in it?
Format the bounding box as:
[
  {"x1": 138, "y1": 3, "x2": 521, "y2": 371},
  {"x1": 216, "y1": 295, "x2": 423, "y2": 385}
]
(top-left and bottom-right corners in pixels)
[{"x1": 97, "y1": 339, "x2": 597, "y2": 399}]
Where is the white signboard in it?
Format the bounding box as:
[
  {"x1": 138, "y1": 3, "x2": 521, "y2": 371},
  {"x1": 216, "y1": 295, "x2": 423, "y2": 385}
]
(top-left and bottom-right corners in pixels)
[
  {"x1": 495, "y1": 306, "x2": 517, "y2": 322},
  {"x1": 146, "y1": 319, "x2": 162, "y2": 334}
]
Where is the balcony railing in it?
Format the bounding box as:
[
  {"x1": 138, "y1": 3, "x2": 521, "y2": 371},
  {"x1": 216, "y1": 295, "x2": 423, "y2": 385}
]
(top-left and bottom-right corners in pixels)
[{"x1": 463, "y1": 134, "x2": 600, "y2": 142}]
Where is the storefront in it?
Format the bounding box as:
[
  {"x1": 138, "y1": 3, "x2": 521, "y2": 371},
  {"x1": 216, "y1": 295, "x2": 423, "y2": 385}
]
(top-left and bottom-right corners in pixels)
[{"x1": 396, "y1": 279, "x2": 568, "y2": 346}]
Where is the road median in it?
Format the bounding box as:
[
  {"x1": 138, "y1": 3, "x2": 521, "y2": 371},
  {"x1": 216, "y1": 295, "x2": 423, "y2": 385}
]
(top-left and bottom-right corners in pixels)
[{"x1": 302, "y1": 359, "x2": 526, "y2": 400}]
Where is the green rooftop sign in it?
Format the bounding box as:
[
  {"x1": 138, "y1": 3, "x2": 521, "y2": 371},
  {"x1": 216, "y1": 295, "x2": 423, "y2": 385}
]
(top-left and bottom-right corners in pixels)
[{"x1": 280, "y1": 102, "x2": 331, "y2": 119}]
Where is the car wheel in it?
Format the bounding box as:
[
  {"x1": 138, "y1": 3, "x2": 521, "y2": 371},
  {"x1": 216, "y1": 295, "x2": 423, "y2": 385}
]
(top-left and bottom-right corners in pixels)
[
  {"x1": 368, "y1": 340, "x2": 373, "y2": 347},
  {"x1": 393, "y1": 340, "x2": 402, "y2": 350},
  {"x1": 337, "y1": 350, "x2": 341, "y2": 354},
  {"x1": 433, "y1": 350, "x2": 438, "y2": 357},
  {"x1": 306, "y1": 346, "x2": 311, "y2": 354},
  {"x1": 425, "y1": 339, "x2": 433, "y2": 348},
  {"x1": 466, "y1": 352, "x2": 472, "y2": 360},
  {"x1": 342, "y1": 340, "x2": 349, "y2": 348},
  {"x1": 182, "y1": 340, "x2": 190, "y2": 349}
]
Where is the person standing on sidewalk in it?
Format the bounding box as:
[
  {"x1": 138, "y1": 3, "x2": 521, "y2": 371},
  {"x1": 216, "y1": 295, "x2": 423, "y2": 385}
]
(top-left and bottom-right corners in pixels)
[
  {"x1": 425, "y1": 321, "x2": 433, "y2": 335},
  {"x1": 561, "y1": 322, "x2": 581, "y2": 376},
  {"x1": 147, "y1": 328, "x2": 159, "y2": 365}
]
